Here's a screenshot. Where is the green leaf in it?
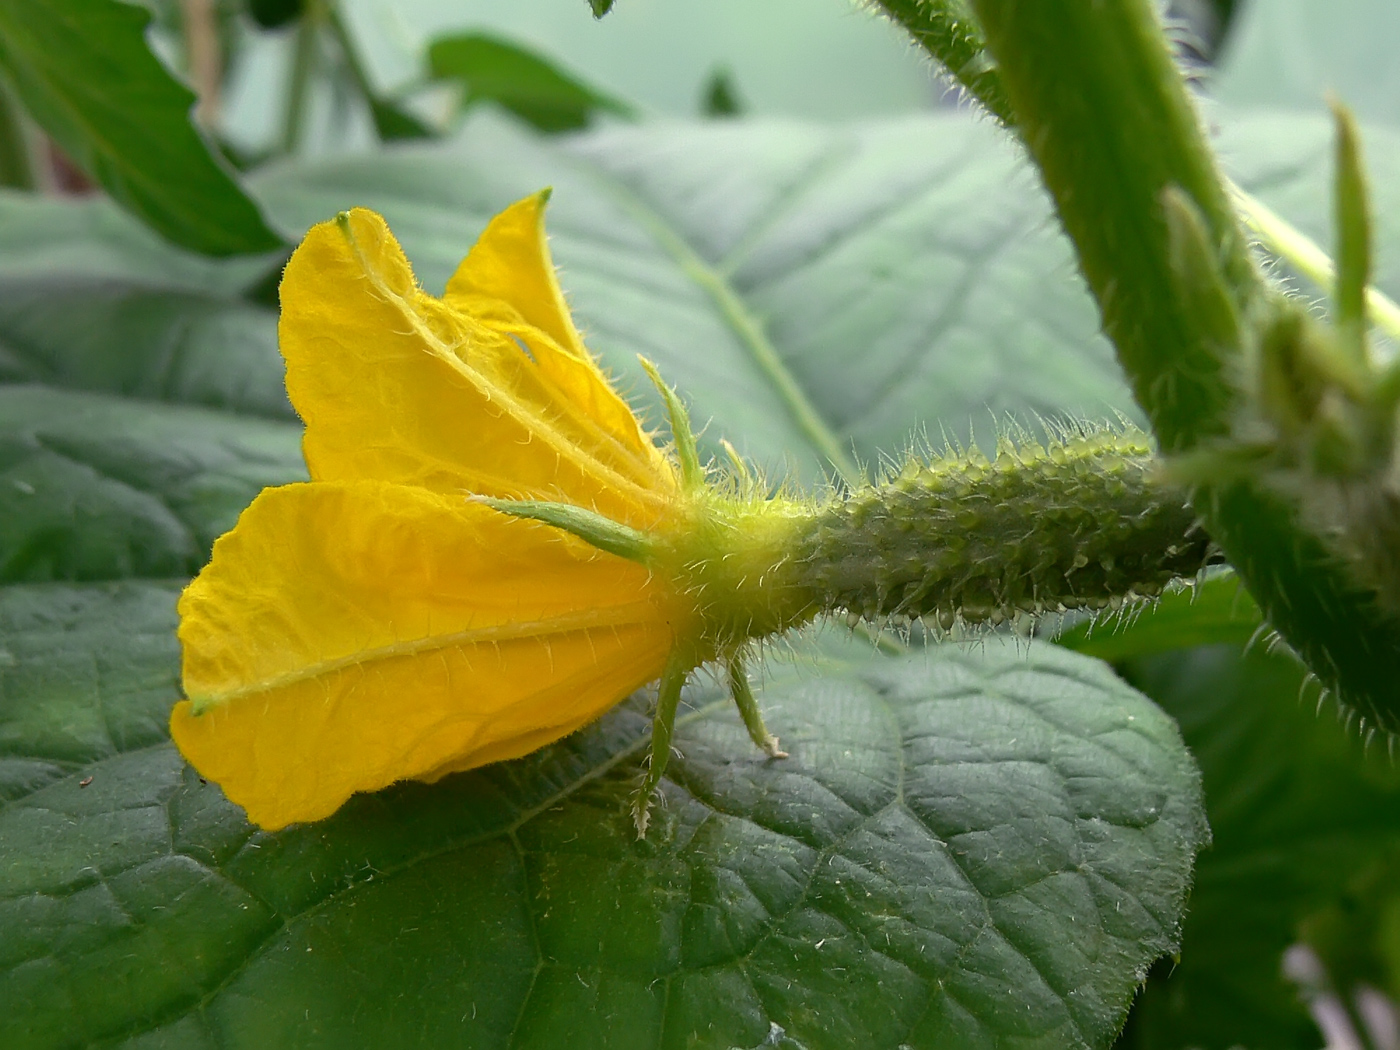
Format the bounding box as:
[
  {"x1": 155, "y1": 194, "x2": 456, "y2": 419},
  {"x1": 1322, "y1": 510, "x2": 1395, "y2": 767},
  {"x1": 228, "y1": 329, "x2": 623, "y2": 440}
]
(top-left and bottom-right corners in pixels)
[
  {"x1": 0, "y1": 106, "x2": 1215, "y2": 1046},
  {"x1": 0, "y1": 608, "x2": 1205, "y2": 1049},
  {"x1": 1215, "y1": 0, "x2": 1400, "y2": 127},
  {"x1": 0, "y1": 189, "x2": 278, "y2": 293},
  {"x1": 0, "y1": 279, "x2": 289, "y2": 418},
  {"x1": 1297, "y1": 854, "x2": 1400, "y2": 1007},
  {"x1": 1055, "y1": 572, "x2": 1262, "y2": 662},
  {"x1": 1116, "y1": 643, "x2": 1400, "y2": 1050},
  {"x1": 428, "y1": 33, "x2": 635, "y2": 134},
  {"x1": 367, "y1": 97, "x2": 437, "y2": 141},
  {"x1": 0, "y1": 386, "x2": 302, "y2": 583},
  {"x1": 0, "y1": 0, "x2": 283, "y2": 256},
  {"x1": 250, "y1": 112, "x2": 1138, "y2": 482}
]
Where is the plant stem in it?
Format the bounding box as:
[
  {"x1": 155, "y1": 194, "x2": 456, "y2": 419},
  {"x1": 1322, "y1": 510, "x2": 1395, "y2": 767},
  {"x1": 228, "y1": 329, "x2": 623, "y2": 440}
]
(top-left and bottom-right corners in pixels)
[
  {"x1": 180, "y1": 0, "x2": 222, "y2": 128},
  {"x1": 281, "y1": 4, "x2": 319, "y2": 155},
  {"x1": 0, "y1": 75, "x2": 35, "y2": 190},
  {"x1": 970, "y1": 0, "x2": 1261, "y2": 450},
  {"x1": 968, "y1": 0, "x2": 1400, "y2": 732},
  {"x1": 324, "y1": 4, "x2": 374, "y2": 114},
  {"x1": 872, "y1": 0, "x2": 1013, "y2": 123},
  {"x1": 322, "y1": 3, "x2": 432, "y2": 141}
]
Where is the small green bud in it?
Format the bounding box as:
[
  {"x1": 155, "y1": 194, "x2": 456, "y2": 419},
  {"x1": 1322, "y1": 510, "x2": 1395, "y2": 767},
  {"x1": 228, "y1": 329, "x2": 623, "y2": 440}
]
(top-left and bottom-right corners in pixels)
[
  {"x1": 1253, "y1": 306, "x2": 1326, "y2": 443},
  {"x1": 1331, "y1": 99, "x2": 1373, "y2": 366},
  {"x1": 1163, "y1": 185, "x2": 1243, "y2": 358}
]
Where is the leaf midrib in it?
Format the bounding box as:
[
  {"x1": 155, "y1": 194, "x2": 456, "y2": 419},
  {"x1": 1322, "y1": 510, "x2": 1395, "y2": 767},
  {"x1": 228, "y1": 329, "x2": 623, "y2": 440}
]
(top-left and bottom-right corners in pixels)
[{"x1": 570, "y1": 158, "x2": 861, "y2": 486}]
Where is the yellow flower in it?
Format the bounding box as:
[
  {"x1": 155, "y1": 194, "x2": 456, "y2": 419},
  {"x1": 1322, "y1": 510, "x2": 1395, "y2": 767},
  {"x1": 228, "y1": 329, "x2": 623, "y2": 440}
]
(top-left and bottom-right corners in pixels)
[
  {"x1": 170, "y1": 193, "x2": 708, "y2": 831},
  {"x1": 168, "y1": 192, "x2": 1212, "y2": 835}
]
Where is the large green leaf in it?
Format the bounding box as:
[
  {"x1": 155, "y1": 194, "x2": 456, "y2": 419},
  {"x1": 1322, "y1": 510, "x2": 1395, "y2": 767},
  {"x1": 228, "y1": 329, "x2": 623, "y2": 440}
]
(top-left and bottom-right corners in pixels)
[
  {"x1": 0, "y1": 108, "x2": 1232, "y2": 1046},
  {"x1": 251, "y1": 112, "x2": 1136, "y2": 480},
  {"x1": 0, "y1": 386, "x2": 302, "y2": 583},
  {"x1": 0, "y1": 190, "x2": 276, "y2": 293},
  {"x1": 0, "y1": 281, "x2": 288, "y2": 418},
  {"x1": 0, "y1": 594, "x2": 1204, "y2": 1049},
  {"x1": 1214, "y1": 0, "x2": 1400, "y2": 127},
  {"x1": 1115, "y1": 643, "x2": 1400, "y2": 1050},
  {"x1": 0, "y1": 0, "x2": 283, "y2": 255}
]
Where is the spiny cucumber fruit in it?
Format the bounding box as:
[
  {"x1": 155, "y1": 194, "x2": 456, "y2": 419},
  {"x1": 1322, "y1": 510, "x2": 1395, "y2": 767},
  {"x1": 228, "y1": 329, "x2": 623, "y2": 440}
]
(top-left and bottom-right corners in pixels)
[
  {"x1": 792, "y1": 426, "x2": 1213, "y2": 630},
  {"x1": 495, "y1": 410, "x2": 1215, "y2": 833}
]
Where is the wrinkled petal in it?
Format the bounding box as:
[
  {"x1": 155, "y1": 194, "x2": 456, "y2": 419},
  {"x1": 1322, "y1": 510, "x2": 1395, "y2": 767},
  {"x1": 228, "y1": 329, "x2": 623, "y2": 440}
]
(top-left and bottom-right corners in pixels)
[
  {"x1": 171, "y1": 480, "x2": 677, "y2": 829},
  {"x1": 280, "y1": 206, "x2": 675, "y2": 528},
  {"x1": 445, "y1": 190, "x2": 586, "y2": 361},
  {"x1": 444, "y1": 193, "x2": 666, "y2": 469}
]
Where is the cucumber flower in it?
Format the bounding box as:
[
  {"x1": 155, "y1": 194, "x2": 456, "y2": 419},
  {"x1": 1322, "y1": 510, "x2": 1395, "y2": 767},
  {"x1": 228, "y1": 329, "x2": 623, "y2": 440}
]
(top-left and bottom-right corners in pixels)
[
  {"x1": 171, "y1": 193, "x2": 745, "y2": 833},
  {"x1": 171, "y1": 192, "x2": 1212, "y2": 836}
]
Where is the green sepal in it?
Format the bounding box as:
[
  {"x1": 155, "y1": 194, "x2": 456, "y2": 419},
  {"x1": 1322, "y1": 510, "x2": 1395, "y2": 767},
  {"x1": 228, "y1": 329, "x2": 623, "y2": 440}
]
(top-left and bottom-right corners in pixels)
[
  {"x1": 476, "y1": 497, "x2": 657, "y2": 564},
  {"x1": 632, "y1": 645, "x2": 691, "y2": 837},
  {"x1": 639, "y1": 356, "x2": 705, "y2": 490},
  {"x1": 726, "y1": 652, "x2": 787, "y2": 758}
]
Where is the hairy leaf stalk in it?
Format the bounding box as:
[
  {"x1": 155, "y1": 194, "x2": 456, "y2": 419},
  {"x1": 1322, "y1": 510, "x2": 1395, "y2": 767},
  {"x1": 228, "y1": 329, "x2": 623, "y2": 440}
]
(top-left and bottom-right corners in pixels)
[
  {"x1": 946, "y1": 0, "x2": 1400, "y2": 731},
  {"x1": 870, "y1": 0, "x2": 1013, "y2": 124}
]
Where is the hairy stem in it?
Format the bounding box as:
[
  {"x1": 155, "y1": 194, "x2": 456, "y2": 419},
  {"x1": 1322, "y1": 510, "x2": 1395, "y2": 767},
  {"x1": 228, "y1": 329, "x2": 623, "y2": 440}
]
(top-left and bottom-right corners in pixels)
[
  {"x1": 970, "y1": 0, "x2": 1261, "y2": 449},
  {"x1": 964, "y1": 0, "x2": 1400, "y2": 731},
  {"x1": 281, "y1": 5, "x2": 319, "y2": 154},
  {"x1": 872, "y1": 0, "x2": 1012, "y2": 123}
]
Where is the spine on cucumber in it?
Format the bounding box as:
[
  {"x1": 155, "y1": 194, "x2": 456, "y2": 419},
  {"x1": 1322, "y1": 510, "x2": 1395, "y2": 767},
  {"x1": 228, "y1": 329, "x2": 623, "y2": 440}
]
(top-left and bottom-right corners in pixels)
[{"x1": 786, "y1": 427, "x2": 1213, "y2": 629}]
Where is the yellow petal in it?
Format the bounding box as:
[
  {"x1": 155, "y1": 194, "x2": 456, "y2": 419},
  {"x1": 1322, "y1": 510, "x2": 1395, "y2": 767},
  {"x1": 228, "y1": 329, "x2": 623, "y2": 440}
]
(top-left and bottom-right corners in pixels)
[
  {"x1": 445, "y1": 190, "x2": 585, "y2": 358},
  {"x1": 279, "y1": 207, "x2": 675, "y2": 528},
  {"x1": 445, "y1": 193, "x2": 671, "y2": 483},
  {"x1": 171, "y1": 480, "x2": 677, "y2": 830}
]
